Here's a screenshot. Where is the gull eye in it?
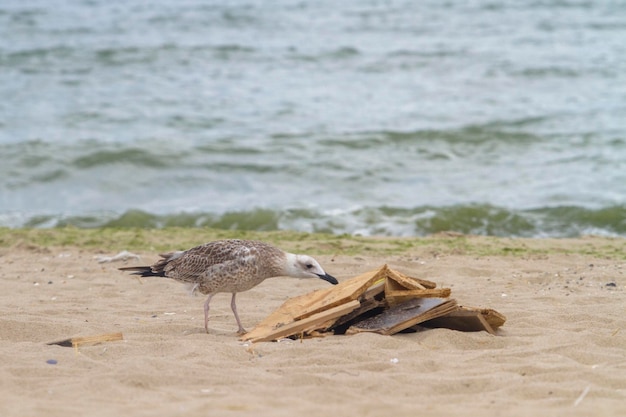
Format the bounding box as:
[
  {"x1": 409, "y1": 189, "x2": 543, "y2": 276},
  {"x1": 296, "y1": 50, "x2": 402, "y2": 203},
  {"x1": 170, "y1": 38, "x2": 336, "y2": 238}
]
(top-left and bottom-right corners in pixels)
[{"x1": 305, "y1": 263, "x2": 314, "y2": 269}]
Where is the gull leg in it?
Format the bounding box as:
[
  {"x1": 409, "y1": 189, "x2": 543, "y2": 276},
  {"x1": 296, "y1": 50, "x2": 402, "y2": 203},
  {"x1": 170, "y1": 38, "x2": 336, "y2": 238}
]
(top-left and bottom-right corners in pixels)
[
  {"x1": 203, "y1": 294, "x2": 215, "y2": 333},
  {"x1": 230, "y1": 293, "x2": 246, "y2": 335}
]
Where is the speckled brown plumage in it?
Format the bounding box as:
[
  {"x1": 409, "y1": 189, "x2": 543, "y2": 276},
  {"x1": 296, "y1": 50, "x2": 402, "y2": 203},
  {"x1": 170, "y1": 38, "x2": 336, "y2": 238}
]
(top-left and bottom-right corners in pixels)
[{"x1": 120, "y1": 239, "x2": 338, "y2": 334}]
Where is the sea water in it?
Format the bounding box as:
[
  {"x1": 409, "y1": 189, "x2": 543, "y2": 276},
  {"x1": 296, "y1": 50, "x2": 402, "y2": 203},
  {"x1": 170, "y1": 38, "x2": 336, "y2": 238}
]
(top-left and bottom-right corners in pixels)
[{"x1": 1, "y1": 0, "x2": 625, "y2": 236}]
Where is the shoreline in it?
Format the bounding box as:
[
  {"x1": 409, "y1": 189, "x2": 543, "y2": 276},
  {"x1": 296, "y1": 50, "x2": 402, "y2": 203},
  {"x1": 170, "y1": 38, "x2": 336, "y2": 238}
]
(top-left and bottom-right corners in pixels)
[
  {"x1": 2, "y1": 227, "x2": 626, "y2": 258},
  {"x1": 1, "y1": 232, "x2": 625, "y2": 416}
]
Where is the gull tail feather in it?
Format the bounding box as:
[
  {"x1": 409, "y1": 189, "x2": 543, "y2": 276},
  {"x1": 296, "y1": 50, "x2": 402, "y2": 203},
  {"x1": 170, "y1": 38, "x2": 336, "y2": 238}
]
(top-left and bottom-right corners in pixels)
[{"x1": 118, "y1": 266, "x2": 166, "y2": 277}]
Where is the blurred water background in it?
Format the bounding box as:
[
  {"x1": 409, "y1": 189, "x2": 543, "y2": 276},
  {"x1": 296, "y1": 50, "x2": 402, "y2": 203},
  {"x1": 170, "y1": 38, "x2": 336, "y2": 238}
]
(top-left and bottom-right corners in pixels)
[{"x1": 1, "y1": 0, "x2": 625, "y2": 237}]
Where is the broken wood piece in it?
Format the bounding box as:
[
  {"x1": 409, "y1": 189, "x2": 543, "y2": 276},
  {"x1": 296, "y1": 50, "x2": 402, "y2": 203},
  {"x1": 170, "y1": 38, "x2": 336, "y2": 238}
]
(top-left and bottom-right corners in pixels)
[
  {"x1": 475, "y1": 307, "x2": 506, "y2": 330},
  {"x1": 242, "y1": 266, "x2": 388, "y2": 342},
  {"x1": 288, "y1": 266, "x2": 386, "y2": 320},
  {"x1": 330, "y1": 295, "x2": 386, "y2": 332},
  {"x1": 346, "y1": 298, "x2": 458, "y2": 335},
  {"x1": 421, "y1": 306, "x2": 506, "y2": 334},
  {"x1": 245, "y1": 300, "x2": 360, "y2": 343},
  {"x1": 422, "y1": 309, "x2": 494, "y2": 334},
  {"x1": 243, "y1": 264, "x2": 505, "y2": 342},
  {"x1": 359, "y1": 280, "x2": 386, "y2": 301},
  {"x1": 386, "y1": 268, "x2": 436, "y2": 289},
  {"x1": 384, "y1": 276, "x2": 413, "y2": 294},
  {"x1": 47, "y1": 332, "x2": 124, "y2": 348},
  {"x1": 385, "y1": 288, "x2": 452, "y2": 306}
]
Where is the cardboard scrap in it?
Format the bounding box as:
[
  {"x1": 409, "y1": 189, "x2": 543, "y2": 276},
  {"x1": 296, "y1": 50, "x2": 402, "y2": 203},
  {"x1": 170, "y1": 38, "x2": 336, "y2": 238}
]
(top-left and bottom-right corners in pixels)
[{"x1": 242, "y1": 265, "x2": 505, "y2": 343}]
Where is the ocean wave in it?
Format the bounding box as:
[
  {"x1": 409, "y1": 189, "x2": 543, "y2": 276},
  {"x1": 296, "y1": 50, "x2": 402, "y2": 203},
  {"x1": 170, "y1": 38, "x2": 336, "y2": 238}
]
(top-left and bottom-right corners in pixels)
[{"x1": 13, "y1": 204, "x2": 626, "y2": 238}]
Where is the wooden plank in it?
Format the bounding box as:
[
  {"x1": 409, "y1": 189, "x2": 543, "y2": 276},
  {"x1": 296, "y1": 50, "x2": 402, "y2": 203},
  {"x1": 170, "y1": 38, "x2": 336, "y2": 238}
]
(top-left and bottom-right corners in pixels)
[
  {"x1": 386, "y1": 268, "x2": 436, "y2": 289},
  {"x1": 242, "y1": 266, "x2": 388, "y2": 342},
  {"x1": 47, "y1": 332, "x2": 124, "y2": 348},
  {"x1": 385, "y1": 288, "x2": 452, "y2": 306},
  {"x1": 384, "y1": 276, "x2": 413, "y2": 294},
  {"x1": 346, "y1": 298, "x2": 458, "y2": 335},
  {"x1": 328, "y1": 281, "x2": 387, "y2": 333},
  {"x1": 242, "y1": 264, "x2": 506, "y2": 342},
  {"x1": 359, "y1": 281, "x2": 386, "y2": 301},
  {"x1": 289, "y1": 265, "x2": 387, "y2": 321},
  {"x1": 245, "y1": 300, "x2": 361, "y2": 343},
  {"x1": 477, "y1": 307, "x2": 506, "y2": 330},
  {"x1": 421, "y1": 306, "x2": 506, "y2": 334},
  {"x1": 330, "y1": 297, "x2": 386, "y2": 332},
  {"x1": 421, "y1": 310, "x2": 495, "y2": 334}
]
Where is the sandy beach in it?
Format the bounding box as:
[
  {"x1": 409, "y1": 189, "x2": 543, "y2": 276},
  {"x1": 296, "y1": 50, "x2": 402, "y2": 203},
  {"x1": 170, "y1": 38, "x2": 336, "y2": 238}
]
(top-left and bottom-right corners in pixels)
[{"x1": 1, "y1": 235, "x2": 625, "y2": 416}]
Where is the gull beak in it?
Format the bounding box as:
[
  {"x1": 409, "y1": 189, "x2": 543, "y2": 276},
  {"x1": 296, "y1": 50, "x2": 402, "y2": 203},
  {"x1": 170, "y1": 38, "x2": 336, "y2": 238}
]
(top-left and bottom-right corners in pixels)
[{"x1": 316, "y1": 273, "x2": 339, "y2": 285}]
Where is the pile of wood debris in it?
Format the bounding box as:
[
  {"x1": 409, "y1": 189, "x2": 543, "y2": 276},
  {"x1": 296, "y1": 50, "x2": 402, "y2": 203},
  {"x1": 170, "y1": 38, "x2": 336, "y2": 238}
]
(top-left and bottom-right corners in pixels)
[{"x1": 242, "y1": 264, "x2": 505, "y2": 343}]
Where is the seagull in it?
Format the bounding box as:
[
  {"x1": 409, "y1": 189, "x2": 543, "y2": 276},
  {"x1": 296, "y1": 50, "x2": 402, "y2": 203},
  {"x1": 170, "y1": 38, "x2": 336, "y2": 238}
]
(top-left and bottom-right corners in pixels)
[{"x1": 119, "y1": 239, "x2": 338, "y2": 334}]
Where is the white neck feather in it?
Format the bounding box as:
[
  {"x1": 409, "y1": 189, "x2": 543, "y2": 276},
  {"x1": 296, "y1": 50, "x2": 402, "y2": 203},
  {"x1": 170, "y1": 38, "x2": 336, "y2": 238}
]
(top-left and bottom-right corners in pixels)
[{"x1": 283, "y1": 253, "x2": 301, "y2": 277}]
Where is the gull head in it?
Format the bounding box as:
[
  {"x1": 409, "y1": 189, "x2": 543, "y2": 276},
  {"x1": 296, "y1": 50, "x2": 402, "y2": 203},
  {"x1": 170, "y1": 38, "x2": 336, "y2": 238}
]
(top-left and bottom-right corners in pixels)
[{"x1": 285, "y1": 254, "x2": 338, "y2": 285}]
